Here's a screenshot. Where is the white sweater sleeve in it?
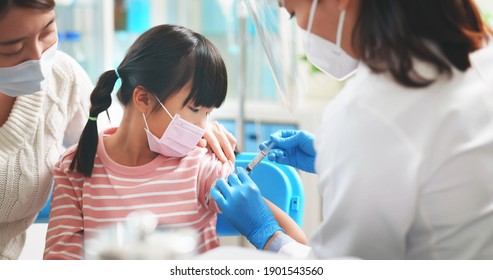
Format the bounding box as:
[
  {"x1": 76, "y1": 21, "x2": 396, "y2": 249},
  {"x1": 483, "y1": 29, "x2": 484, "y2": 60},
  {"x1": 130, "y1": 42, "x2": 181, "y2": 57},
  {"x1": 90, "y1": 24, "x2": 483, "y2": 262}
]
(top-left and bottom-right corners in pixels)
[{"x1": 62, "y1": 55, "x2": 93, "y2": 148}]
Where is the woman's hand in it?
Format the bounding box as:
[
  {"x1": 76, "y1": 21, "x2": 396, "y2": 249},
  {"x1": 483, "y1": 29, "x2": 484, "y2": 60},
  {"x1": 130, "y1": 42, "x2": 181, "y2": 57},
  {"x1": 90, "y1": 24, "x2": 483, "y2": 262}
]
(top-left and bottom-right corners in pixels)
[{"x1": 198, "y1": 121, "x2": 237, "y2": 163}]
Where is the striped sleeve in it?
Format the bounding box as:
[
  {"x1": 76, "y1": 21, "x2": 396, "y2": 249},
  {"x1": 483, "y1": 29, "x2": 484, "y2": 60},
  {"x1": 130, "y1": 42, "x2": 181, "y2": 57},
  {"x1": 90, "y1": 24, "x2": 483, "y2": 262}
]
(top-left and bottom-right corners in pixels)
[
  {"x1": 43, "y1": 148, "x2": 85, "y2": 260},
  {"x1": 197, "y1": 151, "x2": 234, "y2": 213}
]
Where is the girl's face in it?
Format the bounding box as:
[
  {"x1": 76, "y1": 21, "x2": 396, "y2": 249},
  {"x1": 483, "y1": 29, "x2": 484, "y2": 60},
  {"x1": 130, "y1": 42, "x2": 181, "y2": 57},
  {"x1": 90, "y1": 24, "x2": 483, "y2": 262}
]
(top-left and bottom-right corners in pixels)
[
  {"x1": 146, "y1": 81, "x2": 213, "y2": 138},
  {"x1": 0, "y1": 7, "x2": 57, "y2": 67}
]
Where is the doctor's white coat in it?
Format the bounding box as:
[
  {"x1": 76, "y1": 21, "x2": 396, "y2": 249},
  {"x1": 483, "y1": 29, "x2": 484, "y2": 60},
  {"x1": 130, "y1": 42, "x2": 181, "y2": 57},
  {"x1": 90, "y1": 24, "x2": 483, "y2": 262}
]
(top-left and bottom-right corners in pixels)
[{"x1": 286, "y1": 44, "x2": 493, "y2": 259}]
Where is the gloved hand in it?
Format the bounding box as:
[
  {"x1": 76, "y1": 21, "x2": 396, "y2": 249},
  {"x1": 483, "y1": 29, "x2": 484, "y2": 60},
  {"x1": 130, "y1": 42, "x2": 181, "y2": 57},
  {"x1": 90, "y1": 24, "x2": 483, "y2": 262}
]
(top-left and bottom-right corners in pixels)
[
  {"x1": 210, "y1": 167, "x2": 284, "y2": 249},
  {"x1": 260, "y1": 130, "x2": 316, "y2": 173}
]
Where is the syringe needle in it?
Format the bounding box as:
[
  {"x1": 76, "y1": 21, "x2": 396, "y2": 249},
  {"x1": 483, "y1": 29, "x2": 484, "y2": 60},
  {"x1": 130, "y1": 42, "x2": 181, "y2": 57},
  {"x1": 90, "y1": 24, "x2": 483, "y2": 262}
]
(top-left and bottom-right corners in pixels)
[{"x1": 245, "y1": 142, "x2": 275, "y2": 173}]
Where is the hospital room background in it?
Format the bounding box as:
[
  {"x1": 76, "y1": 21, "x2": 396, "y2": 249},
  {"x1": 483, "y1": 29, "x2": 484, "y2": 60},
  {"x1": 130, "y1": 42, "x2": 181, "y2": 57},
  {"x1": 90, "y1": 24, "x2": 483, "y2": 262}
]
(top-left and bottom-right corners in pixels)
[{"x1": 23, "y1": 0, "x2": 493, "y2": 255}]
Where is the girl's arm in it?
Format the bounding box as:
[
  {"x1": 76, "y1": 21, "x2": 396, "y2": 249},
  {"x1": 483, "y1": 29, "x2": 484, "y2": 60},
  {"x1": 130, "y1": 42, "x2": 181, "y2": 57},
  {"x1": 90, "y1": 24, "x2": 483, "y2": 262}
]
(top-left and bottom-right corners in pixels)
[
  {"x1": 44, "y1": 151, "x2": 85, "y2": 260},
  {"x1": 264, "y1": 198, "x2": 307, "y2": 245}
]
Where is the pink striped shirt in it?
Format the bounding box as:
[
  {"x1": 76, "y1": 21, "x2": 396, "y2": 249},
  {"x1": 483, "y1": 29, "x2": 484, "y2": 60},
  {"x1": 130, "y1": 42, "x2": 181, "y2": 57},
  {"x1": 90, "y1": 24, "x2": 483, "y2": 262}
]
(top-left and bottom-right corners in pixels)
[{"x1": 44, "y1": 128, "x2": 233, "y2": 260}]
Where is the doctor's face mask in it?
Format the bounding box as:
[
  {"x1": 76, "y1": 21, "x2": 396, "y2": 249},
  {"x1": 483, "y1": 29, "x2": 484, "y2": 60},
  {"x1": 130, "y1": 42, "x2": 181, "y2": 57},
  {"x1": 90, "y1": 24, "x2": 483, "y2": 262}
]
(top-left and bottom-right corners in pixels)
[
  {"x1": 0, "y1": 41, "x2": 57, "y2": 97},
  {"x1": 301, "y1": 0, "x2": 359, "y2": 81},
  {"x1": 143, "y1": 96, "x2": 206, "y2": 158}
]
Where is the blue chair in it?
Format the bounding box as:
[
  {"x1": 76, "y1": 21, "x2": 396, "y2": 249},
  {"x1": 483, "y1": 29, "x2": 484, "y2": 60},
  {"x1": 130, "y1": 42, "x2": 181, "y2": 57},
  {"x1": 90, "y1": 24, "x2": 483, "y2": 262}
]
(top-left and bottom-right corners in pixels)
[
  {"x1": 216, "y1": 153, "x2": 304, "y2": 236},
  {"x1": 35, "y1": 193, "x2": 51, "y2": 223}
]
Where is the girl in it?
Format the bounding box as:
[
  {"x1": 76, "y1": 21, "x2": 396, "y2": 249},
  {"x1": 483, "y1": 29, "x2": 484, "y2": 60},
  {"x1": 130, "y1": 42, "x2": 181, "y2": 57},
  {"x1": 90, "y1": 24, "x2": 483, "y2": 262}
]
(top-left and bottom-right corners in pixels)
[{"x1": 43, "y1": 24, "x2": 306, "y2": 260}]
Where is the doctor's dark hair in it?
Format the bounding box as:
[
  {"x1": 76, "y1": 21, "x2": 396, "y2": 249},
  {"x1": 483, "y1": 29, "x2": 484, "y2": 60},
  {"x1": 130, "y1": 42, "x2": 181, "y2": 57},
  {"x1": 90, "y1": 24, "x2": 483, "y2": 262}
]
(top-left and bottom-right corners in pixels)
[
  {"x1": 352, "y1": 0, "x2": 491, "y2": 88},
  {"x1": 0, "y1": 0, "x2": 54, "y2": 19},
  {"x1": 69, "y1": 24, "x2": 228, "y2": 177}
]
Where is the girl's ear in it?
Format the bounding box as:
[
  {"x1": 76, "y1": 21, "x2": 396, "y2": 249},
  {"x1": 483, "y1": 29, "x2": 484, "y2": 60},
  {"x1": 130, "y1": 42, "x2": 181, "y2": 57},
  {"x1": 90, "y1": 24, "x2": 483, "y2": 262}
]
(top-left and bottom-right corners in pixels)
[{"x1": 133, "y1": 86, "x2": 155, "y2": 114}]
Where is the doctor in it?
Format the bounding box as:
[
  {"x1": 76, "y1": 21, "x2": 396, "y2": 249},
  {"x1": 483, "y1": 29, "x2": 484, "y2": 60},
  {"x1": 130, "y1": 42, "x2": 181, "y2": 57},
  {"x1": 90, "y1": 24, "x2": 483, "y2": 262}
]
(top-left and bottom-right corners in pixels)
[{"x1": 211, "y1": 0, "x2": 493, "y2": 259}]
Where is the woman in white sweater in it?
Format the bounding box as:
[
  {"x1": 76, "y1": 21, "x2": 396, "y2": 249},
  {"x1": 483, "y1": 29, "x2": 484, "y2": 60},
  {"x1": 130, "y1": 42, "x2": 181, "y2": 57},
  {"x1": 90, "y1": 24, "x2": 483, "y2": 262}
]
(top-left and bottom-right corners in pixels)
[{"x1": 0, "y1": 0, "x2": 93, "y2": 259}]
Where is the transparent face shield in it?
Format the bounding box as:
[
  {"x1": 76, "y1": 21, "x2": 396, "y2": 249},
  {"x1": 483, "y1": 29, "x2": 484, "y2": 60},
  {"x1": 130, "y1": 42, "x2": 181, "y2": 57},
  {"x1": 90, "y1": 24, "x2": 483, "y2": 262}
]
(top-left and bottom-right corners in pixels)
[{"x1": 244, "y1": 0, "x2": 304, "y2": 112}]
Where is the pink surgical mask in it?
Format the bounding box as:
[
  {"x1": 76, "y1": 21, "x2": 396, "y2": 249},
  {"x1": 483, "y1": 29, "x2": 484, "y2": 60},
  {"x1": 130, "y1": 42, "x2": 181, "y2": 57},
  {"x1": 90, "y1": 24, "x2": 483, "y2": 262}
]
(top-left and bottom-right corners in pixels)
[{"x1": 143, "y1": 98, "x2": 205, "y2": 158}]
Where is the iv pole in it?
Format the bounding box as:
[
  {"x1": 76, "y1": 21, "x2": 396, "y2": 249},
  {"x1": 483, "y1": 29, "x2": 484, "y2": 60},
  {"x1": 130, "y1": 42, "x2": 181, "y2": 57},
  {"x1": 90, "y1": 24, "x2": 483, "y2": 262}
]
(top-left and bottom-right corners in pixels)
[{"x1": 236, "y1": 0, "x2": 248, "y2": 152}]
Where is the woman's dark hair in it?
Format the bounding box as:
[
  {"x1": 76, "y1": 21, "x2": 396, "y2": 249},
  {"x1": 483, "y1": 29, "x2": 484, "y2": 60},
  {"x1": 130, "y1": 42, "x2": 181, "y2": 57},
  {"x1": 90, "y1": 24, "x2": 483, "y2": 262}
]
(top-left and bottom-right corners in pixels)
[
  {"x1": 70, "y1": 24, "x2": 228, "y2": 177},
  {"x1": 353, "y1": 0, "x2": 491, "y2": 87},
  {"x1": 0, "y1": 0, "x2": 54, "y2": 19}
]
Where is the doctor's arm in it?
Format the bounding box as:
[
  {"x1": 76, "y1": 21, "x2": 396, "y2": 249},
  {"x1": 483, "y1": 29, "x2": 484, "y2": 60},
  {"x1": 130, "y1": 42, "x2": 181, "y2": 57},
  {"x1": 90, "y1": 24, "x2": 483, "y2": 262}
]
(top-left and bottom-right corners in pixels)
[
  {"x1": 210, "y1": 167, "x2": 309, "y2": 252},
  {"x1": 309, "y1": 102, "x2": 420, "y2": 259}
]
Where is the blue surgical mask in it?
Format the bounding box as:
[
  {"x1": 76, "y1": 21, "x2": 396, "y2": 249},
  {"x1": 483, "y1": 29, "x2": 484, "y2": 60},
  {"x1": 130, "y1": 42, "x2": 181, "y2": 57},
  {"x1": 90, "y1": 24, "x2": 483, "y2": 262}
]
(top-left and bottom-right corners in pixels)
[{"x1": 0, "y1": 41, "x2": 58, "y2": 97}]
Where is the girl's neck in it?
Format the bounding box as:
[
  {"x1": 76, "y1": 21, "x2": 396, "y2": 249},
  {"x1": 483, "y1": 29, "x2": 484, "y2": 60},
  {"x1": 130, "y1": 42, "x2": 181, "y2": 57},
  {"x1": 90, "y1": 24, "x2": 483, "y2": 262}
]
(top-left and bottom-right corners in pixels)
[{"x1": 103, "y1": 111, "x2": 158, "y2": 167}]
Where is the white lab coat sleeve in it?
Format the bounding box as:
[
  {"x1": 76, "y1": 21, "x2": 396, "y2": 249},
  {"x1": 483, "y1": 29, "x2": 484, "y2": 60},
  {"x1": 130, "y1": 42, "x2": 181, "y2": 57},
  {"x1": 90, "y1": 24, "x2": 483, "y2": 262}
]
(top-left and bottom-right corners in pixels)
[
  {"x1": 278, "y1": 240, "x2": 313, "y2": 259},
  {"x1": 268, "y1": 232, "x2": 313, "y2": 259},
  {"x1": 311, "y1": 100, "x2": 421, "y2": 259}
]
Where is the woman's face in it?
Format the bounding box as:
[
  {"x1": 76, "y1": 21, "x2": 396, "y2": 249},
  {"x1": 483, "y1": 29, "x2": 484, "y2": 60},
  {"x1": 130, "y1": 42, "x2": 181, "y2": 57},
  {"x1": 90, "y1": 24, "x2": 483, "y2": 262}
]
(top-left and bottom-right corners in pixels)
[
  {"x1": 146, "y1": 81, "x2": 213, "y2": 139},
  {"x1": 281, "y1": 0, "x2": 360, "y2": 58},
  {"x1": 0, "y1": 7, "x2": 57, "y2": 68}
]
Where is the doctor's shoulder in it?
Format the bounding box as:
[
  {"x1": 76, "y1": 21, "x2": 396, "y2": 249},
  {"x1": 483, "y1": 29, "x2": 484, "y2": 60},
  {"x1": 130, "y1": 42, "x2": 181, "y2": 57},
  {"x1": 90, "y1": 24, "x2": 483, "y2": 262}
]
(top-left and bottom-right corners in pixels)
[{"x1": 469, "y1": 43, "x2": 493, "y2": 89}]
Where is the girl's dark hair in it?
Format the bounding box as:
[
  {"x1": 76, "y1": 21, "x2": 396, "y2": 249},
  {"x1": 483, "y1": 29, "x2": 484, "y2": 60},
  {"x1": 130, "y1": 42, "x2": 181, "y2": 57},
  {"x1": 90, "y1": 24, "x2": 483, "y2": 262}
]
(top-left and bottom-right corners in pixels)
[
  {"x1": 70, "y1": 24, "x2": 228, "y2": 177},
  {"x1": 353, "y1": 0, "x2": 491, "y2": 87},
  {"x1": 0, "y1": 0, "x2": 54, "y2": 19}
]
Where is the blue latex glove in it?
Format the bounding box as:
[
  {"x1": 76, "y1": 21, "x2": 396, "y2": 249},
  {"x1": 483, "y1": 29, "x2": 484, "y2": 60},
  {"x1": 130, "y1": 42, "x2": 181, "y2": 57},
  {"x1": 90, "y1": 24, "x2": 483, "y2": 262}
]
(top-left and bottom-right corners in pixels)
[
  {"x1": 259, "y1": 130, "x2": 316, "y2": 173},
  {"x1": 210, "y1": 167, "x2": 284, "y2": 249}
]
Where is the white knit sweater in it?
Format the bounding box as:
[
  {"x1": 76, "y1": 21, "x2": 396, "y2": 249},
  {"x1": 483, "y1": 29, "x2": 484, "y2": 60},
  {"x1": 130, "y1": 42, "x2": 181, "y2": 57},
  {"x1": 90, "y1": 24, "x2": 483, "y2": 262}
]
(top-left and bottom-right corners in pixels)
[{"x1": 0, "y1": 51, "x2": 92, "y2": 259}]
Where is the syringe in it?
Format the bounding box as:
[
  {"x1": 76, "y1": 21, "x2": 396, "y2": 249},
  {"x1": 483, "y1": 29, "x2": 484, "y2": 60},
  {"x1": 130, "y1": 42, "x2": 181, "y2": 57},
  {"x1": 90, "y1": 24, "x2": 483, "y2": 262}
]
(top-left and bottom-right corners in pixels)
[{"x1": 245, "y1": 142, "x2": 276, "y2": 174}]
